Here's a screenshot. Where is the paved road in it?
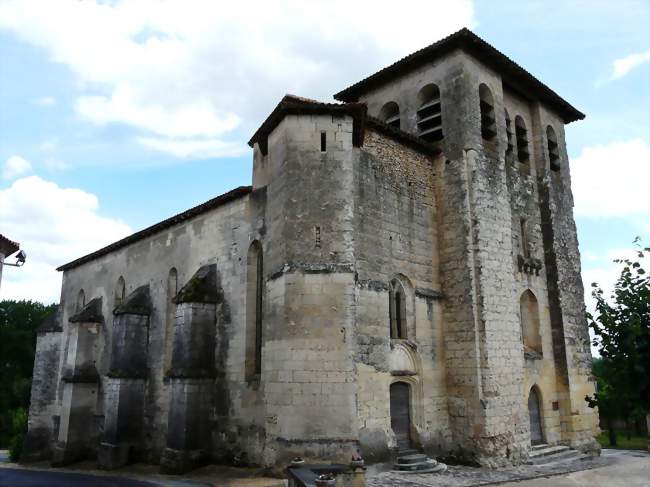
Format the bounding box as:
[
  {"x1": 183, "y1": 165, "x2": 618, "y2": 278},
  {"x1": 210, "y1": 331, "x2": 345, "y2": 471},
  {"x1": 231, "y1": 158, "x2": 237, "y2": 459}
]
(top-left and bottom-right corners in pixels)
[
  {"x1": 498, "y1": 450, "x2": 650, "y2": 487},
  {"x1": 0, "y1": 468, "x2": 160, "y2": 487}
]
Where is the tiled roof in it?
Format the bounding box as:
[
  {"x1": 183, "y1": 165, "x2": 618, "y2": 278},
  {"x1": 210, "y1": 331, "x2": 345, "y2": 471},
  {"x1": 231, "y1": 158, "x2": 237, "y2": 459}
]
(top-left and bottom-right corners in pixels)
[
  {"x1": 249, "y1": 94, "x2": 441, "y2": 157},
  {"x1": 57, "y1": 186, "x2": 252, "y2": 272},
  {"x1": 248, "y1": 94, "x2": 367, "y2": 155},
  {"x1": 0, "y1": 234, "x2": 19, "y2": 257},
  {"x1": 334, "y1": 28, "x2": 584, "y2": 123}
]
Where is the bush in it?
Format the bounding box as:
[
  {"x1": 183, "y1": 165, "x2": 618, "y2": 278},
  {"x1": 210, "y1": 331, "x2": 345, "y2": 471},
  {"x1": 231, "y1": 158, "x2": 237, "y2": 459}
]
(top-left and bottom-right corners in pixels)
[{"x1": 8, "y1": 408, "x2": 27, "y2": 462}]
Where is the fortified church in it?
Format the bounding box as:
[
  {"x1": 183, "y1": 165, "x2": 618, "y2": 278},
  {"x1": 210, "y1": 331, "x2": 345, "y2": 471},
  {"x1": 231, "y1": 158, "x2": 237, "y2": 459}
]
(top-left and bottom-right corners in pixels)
[{"x1": 24, "y1": 28, "x2": 600, "y2": 473}]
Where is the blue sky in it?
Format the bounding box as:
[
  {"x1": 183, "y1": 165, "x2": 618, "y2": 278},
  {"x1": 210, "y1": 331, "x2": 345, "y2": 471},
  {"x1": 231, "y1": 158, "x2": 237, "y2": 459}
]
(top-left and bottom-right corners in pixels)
[{"x1": 0, "y1": 0, "x2": 648, "y2": 306}]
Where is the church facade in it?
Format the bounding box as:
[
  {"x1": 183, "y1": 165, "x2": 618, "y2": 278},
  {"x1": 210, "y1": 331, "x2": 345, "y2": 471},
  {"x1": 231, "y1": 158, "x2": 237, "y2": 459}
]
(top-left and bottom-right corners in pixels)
[{"x1": 23, "y1": 29, "x2": 599, "y2": 472}]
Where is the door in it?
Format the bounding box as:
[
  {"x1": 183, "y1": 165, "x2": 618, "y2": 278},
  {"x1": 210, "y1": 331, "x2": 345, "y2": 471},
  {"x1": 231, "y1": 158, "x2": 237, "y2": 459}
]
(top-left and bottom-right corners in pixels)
[
  {"x1": 390, "y1": 382, "x2": 411, "y2": 449},
  {"x1": 528, "y1": 388, "x2": 544, "y2": 445}
]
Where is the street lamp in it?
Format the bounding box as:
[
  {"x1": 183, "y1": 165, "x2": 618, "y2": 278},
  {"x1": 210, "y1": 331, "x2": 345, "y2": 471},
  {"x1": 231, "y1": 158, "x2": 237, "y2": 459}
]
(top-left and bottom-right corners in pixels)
[
  {"x1": 4, "y1": 250, "x2": 27, "y2": 267},
  {"x1": 0, "y1": 234, "x2": 25, "y2": 291}
]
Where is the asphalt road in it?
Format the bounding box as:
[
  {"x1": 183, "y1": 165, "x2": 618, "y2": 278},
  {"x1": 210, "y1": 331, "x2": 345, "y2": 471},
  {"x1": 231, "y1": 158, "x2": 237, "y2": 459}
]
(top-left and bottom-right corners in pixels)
[{"x1": 0, "y1": 468, "x2": 160, "y2": 487}]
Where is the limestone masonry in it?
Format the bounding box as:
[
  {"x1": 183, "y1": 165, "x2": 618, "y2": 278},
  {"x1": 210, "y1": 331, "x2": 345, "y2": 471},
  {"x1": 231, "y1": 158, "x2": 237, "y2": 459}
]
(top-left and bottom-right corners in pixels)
[{"x1": 24, "y1": 28, "x2": 600, "y2": 473}]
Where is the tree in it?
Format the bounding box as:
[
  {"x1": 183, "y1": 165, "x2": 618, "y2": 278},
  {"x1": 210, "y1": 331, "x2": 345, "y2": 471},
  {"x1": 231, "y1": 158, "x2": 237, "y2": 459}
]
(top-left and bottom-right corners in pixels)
[
  {"x1": 0, "y1": 300, "x2": 57, "y2": 449},
  {"x1": 586, "y1": 239, "x2": 650, "y2": 448}
]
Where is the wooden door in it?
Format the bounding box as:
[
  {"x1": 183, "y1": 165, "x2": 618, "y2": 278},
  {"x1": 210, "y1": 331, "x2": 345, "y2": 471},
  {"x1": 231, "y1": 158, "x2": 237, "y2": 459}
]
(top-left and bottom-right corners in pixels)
[
  {"x1": 528, "y1": 388, "x2": 544, "y2": 445},
  {"x1": 390, "y1": 382, "x2": 411, "y2": 449}
]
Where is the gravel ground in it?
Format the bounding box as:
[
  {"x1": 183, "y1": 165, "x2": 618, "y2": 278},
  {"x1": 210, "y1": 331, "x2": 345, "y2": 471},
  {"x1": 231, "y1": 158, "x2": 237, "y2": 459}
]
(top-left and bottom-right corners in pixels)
[{"x1": 366, "y1": 450, "x2": 640, "y2": 487}]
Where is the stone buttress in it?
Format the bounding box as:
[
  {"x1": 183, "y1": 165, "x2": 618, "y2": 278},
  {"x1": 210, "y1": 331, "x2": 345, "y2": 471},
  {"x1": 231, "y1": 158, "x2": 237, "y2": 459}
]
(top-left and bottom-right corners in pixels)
[
  {"x1": 160, "y1": 264, "x2": 223, "y2": 474},
  {"x1": 52, "y1": 297, "x2": 103, "y2": 466},
  {"x1": 98, "y1": 285, "x2": 153, "y2": 469}
]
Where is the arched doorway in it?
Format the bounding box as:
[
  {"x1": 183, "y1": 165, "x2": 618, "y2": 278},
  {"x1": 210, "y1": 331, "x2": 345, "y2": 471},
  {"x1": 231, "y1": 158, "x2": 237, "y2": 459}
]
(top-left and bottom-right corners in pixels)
[
  {"x1": 528, "y1": 387, "x2": 544, "y2": 445},
  {"x1": 390, "y1": 382, "x2": 412, "y2": 449}
]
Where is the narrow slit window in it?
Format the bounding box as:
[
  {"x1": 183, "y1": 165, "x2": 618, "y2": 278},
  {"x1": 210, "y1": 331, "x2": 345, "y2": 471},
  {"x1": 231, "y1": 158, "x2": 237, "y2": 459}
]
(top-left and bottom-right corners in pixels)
[
  {"x1": 515, "y1": 116, "x2": 529, "y2": 163},
  {"x1": 479, "y1": 84, "x2": 496, "y2": 140},
  {"x1": 320, "y1": 131, "x2": 327, "y2": 152},
  {"x1": 379, "y1": 101, "x2": 400, "y2": 129},
  {"x1": 416, "y1": 84, "x2": 443, "y2": 142},
  {"x1": 246, "y1": 241, "x2": 264, "y2": 379},
  {"x1": 389, "y1": 279, "x2": 407, "y2": 339},
  {"x1": 547, "y1": 126, "x2": 560, "y2": 171},
  {"x1": 314, "y1": 226, "x2": 321, "y2": 248},
  {"x1": 505, "y1": 109, "x2": 514, "y2": 154},
  {"x1": 115, "y1": 276, "x2": 125, "y2": 306},
  {"x1": 520, "y1": 219, "x2": 529, "y2": 257}
]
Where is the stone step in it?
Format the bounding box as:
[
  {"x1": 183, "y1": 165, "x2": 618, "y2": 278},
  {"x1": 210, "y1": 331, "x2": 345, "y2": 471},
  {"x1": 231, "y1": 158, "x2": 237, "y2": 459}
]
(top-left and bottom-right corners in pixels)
[
  {"x1": 395, "y1": 458, "x2": 437, "y2": 470},
  {"x1": 396, "y1": 453, "x2": 429, "y2": 465},
  {"x1": 527, "y1": 448, "x2": 583, "y2": 466},
  {"x1": 529, "y1": 445, "x2": 569, "y2": 458},
  {"x1": 532, "y1": 443, "x2": 550, "y2": 450},
  {"x1": 394, "y1": 458, "x2": 447, "y2": 474},
  {"x1": 398, "y1": 448, "x2": 420, "y2": 457}
]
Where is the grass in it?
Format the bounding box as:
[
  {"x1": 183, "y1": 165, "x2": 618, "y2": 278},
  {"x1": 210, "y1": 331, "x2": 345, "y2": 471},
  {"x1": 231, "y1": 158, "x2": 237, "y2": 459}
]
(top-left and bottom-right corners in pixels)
[{"x1": 597, "y1": 430, "x2": 648, "y2": 450}]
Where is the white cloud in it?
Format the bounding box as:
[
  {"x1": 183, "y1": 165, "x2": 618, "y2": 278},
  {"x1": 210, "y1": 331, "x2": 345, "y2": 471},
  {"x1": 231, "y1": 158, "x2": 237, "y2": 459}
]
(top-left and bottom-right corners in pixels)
[
  {"x1": 571, "y1": 138, "x2": 650, "y2": 219},
  {"x1": 611, "y1": 49, "x2": 650, "y2": 81},
  {"x1": 2, "y1": 155, "x2": 33, "y2": 180},
  {"x1": 137, "y1": 136, "x2": 247, "y2": 159},
  {"x1": 35, "y1": 95, "x2": 57, "y2": 107},
  {"x1": 0, "y1": 0, "x2": 474, "y2": 158},
  {"x1": 0, "y1": 175, "x2": 131, "y2": 303}
]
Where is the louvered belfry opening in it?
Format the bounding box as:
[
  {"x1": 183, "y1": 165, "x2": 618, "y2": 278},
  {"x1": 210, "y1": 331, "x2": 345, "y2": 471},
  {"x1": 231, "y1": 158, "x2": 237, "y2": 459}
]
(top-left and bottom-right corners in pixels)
[
  {"x1": 479, "y1": 84, "x2": 496, "y2": 140},
  {"x1": 379, "y1": 101, "x2": 401, "y2": 129},
  {"x1": 515, "y1": 116, "x2": 529, "y2": 163},
  {"x1": 416, "y1": 84, "x2": 443, "y2": 142},
  {"x1": 547, "y1": 125, "x2": 560, "y2": 171}
]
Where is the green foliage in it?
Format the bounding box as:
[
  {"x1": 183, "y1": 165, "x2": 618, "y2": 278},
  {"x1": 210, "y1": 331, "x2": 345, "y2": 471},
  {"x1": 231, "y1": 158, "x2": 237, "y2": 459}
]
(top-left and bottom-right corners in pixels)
[
  {"x1": 0, "y1": 300, "x2": 57, "y2": 449},
  {"x1": 8, "y1": 408, "x2": 27, "y2": 461},
  {"x1": 586, "y1": 239, "x2": 650, "y2": 433},
  {"x1": 597, "y1": 430, "x2": 648, "y2": 450}
]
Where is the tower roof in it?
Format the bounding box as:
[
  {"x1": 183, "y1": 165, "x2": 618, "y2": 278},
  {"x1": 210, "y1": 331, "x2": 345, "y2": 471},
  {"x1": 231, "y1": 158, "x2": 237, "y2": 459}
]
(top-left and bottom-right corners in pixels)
[
  {"x1": 0, "y1": 234, "x2": 19, "y2": 257},
  {"x1": 248, "y1": 94, "x2": 441, "y2": 157},
  {"x1": 334, "y1": 28, "x2": 584, "y2": 124}
]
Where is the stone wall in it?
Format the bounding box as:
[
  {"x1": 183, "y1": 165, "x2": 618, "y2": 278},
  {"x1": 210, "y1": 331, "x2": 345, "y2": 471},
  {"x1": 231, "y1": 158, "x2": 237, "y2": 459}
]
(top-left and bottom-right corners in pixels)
[
  {"x1": 256, "y1": 113, "x2": 359, "y2": 466},
  {"x1": 41, "y1": 193, "x2": 257, "y2": 465},
  {"x1": 352, "y1": 128, "x2": 450, "y2": 461}
]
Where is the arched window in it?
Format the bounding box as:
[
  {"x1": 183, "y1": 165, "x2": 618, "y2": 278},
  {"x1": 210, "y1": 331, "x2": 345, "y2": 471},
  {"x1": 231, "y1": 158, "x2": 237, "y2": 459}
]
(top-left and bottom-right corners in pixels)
[
  {"x1": 164, "y1": 268, "x2": 178, "y2": 372},
  {"x1": 479, "y1": 84, "x2": 496, "y2": 140},
  {"x1": 515, "y1": 116, "x2": 529, "y2": 164},
  {"x1": 76, "y1": 289, "x2": 85, "y2": 311},
  {"x1": 546, "y1": 125, "x2": 560, "y2": 171},
  {"x1": 115, "y1": 276, "x2": 125, "y2": 305},
  {"x1": 520, "y1": 290, "x2": 542, "y2": 353},
  {"x1": 389, "y1": 279, "x2": 407, "y2": 339},
  {"x1": 416, "y1": 84, "x2": 443, "y2": 142},
  {"x1": 245, "y1": 241, "x2": 264, "y2": 379},
  {"x1": 505, "y1": 109, "x2": 514, "y2": 154},
  {"x1": 379, "y1": 101, "x2": 400, "y2": 129}
]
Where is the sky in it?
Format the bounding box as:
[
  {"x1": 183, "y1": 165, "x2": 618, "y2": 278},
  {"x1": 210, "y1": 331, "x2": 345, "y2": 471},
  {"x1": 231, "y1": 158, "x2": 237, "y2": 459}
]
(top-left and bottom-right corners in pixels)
[{"x1": 0, "y1": 0, "x2": 649, "y2": 318}]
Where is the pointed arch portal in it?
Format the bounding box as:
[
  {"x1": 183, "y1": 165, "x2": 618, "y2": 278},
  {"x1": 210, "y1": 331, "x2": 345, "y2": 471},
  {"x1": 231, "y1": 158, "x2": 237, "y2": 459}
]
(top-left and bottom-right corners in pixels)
[
  {"x1": 528, "y1": 387, "x2": 544, "y2": 445},
  {"x1": 390, "y1": 382, "x2": 412, "y2": 449}
]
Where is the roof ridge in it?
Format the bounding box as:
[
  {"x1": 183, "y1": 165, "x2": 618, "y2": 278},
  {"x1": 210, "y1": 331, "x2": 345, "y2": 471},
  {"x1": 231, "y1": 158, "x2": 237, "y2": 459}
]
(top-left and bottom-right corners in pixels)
[
  {"x1": 57, "y1": 186, "x2": 252, "y2": 272},
  {"x1": 334, "y1": 28, "x2": 584, "y2": 123}
]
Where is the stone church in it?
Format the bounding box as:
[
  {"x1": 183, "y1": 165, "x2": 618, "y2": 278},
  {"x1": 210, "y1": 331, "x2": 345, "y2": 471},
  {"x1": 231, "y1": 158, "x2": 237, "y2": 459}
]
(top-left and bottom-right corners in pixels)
[{"x1": 23, "y1": 28, "x2": 600, "y2": 473}]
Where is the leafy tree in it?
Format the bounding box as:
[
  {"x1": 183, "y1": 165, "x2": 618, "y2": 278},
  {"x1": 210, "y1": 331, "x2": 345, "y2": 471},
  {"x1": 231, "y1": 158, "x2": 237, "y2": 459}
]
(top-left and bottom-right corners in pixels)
[
  {"x1": 586, "y1": 239, "x2": 650, "y2": 447},
  {"x1": 0, "y1": 300, "x2": 57, "y2": 448}
]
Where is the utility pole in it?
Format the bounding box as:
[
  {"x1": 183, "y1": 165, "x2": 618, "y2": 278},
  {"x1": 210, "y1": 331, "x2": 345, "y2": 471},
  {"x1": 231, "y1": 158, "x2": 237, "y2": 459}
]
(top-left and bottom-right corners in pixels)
[{"x1": 0, "y1": 234, "x2": 24, "y2": 292}]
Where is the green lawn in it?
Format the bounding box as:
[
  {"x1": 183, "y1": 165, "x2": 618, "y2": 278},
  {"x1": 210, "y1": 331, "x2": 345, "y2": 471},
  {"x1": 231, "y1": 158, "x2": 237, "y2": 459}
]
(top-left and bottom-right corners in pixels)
[{"x1": 597, "y1": 430, "x2": 648, "y2": 450}]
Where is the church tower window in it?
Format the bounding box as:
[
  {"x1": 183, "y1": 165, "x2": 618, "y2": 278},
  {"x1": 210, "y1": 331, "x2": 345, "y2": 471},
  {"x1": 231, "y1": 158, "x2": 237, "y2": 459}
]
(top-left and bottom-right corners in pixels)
[
  {"x1": 479, "y1": 84, "x2": 497, "y2": 140},
  {"x1": 515, "y1": 116, "x2": 530, "y2": 163},
  {"x1": 547, "y1": 125, "x2": 560, "y2": 171},
  {"x1": 379, "y1": 101, "x2": 401, "y2": 129},
  {"x1": 416, "y1": 84, "x2": 443, "y2": 142}
]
